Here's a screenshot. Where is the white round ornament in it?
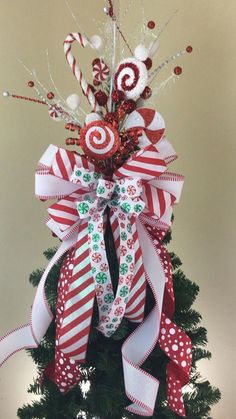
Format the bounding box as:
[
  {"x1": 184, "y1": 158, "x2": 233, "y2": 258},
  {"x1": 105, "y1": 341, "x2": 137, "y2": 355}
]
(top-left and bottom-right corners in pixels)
[
  {"x1": 114, "y1": 58, "x2": 148, "y2": 100},
  {"x1": 90, "y1": 35, "x2": 103, "y2": 50},
  {"x1": 66, "y1": 94, "x2": 81, "y2": 110},
  {"x1": 134, "y1": 44, "x2": 149, "y2": 61}
]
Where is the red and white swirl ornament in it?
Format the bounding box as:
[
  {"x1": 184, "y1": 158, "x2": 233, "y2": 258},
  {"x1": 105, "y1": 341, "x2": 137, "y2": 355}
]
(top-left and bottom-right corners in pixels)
[
  {"x1": 93, "y1": 59, "x2": 110, "y2": 82},
  {"x1": 125, "y1": 108, "x2": 165, "y2": 148},
  {"x1": 114, "y1": 58, "x2": 148, "y2": 100},
  {"x1": 80, "y1": 120, "x2": 120, "y2": 160}
]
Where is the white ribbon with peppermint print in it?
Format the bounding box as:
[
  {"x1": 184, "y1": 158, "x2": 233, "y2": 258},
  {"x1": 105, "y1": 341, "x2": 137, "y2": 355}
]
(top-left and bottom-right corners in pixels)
[{"x1": 72, "y1": 169, "x2": 145, "y2": 336}]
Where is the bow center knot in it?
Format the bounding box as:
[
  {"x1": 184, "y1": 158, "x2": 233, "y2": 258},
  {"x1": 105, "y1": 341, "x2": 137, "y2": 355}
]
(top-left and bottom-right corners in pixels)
[{"x1": 73, "y1": 165, "x2": 145, "y2": 218}]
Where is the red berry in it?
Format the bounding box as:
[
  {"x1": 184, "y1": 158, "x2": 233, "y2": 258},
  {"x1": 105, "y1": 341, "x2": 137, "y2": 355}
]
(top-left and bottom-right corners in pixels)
[
  {"x1": 93, "y1": 78, "x2": 101, "y2": 86},
  {"x1": 186, "y1": 45, "x2": 193, "y2": 53},
  {"x1": 95, "y1": 90, "x2": 108, "y2": 106},
  {"x1": 147, "y1": 20, "x2": 156, "y2": 29},
  {"x1": 174, "y1": 66, "x2": 183, "y2": 75},
  {"x1": 141, "y1": 86, "x2": 152, "y2": 100},
  {"x1": 123, "y1": 100, "x2": 137, "y2": 114},
  {"x1": 112, "y1": 90, "x2": 125, "y2": 103},
  {"x1": 143, "y1": 57, "x2": 153, "y2": 70},
  {"x1": 105, "y1": 112, "x2": 118, "y2": 125},
  {"x1": 47, "y1": 92, "x2": 55, "y2": 100},
  {"x1": 117, "y1": 106, "x2": 126, "y2": 120},
  {"x1": 28, "y1": 81, "x2": 34, "y2": 87},
  {"x1": 92, "y1": 58, "x2": 101, "y2": 66}
]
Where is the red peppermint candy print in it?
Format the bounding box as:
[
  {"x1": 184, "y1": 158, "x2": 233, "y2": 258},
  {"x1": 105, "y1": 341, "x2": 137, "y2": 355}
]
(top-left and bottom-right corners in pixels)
[{"x1": 92, "y1": 252, "x2": 102, "y2": 263}]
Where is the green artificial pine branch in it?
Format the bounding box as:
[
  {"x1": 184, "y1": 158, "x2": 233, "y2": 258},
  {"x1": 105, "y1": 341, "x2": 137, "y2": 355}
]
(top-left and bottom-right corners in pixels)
[{"x1": 17, "y1": 224, "x2": 220, "y2": 419}]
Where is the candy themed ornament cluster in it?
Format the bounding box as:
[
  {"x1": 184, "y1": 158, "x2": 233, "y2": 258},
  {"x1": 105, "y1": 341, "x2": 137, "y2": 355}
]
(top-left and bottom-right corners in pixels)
[{"x1": 1, "y1": 2, "x2": 195, "y2": 417}]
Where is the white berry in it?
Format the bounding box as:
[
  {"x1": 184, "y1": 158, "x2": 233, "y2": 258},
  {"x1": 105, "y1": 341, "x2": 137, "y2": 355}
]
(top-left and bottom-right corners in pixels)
[
  {"x1": 90, "y1": 35, "x2": 103, "y2": 50},
  {"x1": 66, "y1": 94, "x2": 81, "y2": 110},
  {"x1": 134, "y1": 44, "x2": 149, "y2": 61}
]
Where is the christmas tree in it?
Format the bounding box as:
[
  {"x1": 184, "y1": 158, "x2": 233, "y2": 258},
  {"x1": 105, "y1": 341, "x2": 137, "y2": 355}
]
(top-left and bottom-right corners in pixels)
[
  {"x1": 17, "y1": 223, "x2": 220, "y2": 419},
  {"x1": 0, "y1": 1, "x2": 221, "y2": 418}
]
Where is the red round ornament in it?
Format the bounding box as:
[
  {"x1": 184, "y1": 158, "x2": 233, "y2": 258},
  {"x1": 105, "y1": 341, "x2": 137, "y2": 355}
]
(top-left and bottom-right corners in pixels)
[
  {"x1": 143, "y1": 57, "x2": 153, "y2": 70},
  {"x1": 186, "y1": 45, "x2": 193, "y2": 53},
  {"x1": 122, "y1": 99, "x2": 137, "y2": 114},
  {"x1": 112, "y1": 90, "x2": 125, "y2": 103},
  {"x1": 47, "y1": 92, "x2": 55, "y2": 100},
  {"x1": 28, "y1": 81, "x2": 34, "y2": 88},
  {"x1": 140, "y1": 86, "x2": 152, "y2": 100},
  {"x1": 105, "y1": 112, "x2": 118, "y2": 125},
  {"x1": 174, "y1": 66, "x2": 183, "y2": 76},
  {"x1": 80, "y1": 120, "x2": 120, "y2": 160},
  {"x1": 93, "y1": 79, "x2": 101, "y2": 87},
  {"x1": 147, "y1": 20, "x2": 156, "y2": 29},
  {"x1": 95, "y1": 90, "x2": 108, "y2": 106},
  {"x1": 92, "y1": 58, "x2": 101, "y2": 66}
]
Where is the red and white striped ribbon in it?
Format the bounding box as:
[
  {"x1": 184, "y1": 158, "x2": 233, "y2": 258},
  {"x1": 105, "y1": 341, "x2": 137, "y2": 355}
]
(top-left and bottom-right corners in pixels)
[{"x1": 58, "y1": 221, "x2": 95, "y2": 362}]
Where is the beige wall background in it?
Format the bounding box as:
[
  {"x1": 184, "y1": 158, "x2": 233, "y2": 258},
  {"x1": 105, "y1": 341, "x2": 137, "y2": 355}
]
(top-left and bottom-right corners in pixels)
[{"x1": 0, "y1": 1, "x2": 235, "y2": 418}]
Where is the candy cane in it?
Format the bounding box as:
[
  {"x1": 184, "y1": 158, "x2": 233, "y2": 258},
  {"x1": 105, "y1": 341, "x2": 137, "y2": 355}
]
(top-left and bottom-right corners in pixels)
[{"x1": 64, "y1": 33, "x2": 102, "y2": 113}]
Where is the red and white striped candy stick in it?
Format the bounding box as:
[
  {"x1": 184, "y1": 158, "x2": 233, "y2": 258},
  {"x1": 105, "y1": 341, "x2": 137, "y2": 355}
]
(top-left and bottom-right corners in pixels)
[{"x1": 64, "y1": 33, "x2": 102, "y2": 113}]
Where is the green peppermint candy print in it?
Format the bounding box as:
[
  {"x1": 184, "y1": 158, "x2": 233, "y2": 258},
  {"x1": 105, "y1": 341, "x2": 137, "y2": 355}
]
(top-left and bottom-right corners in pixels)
[
  {"x1": 93, "y1": 172, "x2": 100, "y2": 179},
  {"x1": 77, "y1": 202, "x2": 89, "y2": 215},
  {"x1": 121, "y1": 232, "x2": 127, "y2": 241},
  {"x1": 112, "y1": 317, "x2": 119, "y2": 323},
  {"x1": 134, "y1": 203, "x2": 143, "y2": 214},
  {"x1": 92, "y1": 266, "x2": 96, "y2": 274},
  {"x1": 120, "y1": 263, "x2": 129, "y2": 275},
  {"x1": 126, "y1": 255, "x2": 133, "y2": 263},
  {"x1": 96, "y1": 272, "x2": 108, "y2": 284},
  {"x1": 106, "y1": 324, "x2": 114, "y2": 329},
  {"x1": 88, "y1": 223, "x2": 94, "y2": 233},
  {"x1": 120, "y1": 286, "x2": 129, "y2": 297},
  {"x1": 97, "y1": 186, "x2": 105, "y2": 195},
  {"x1": 92, "y1": 233, "x2": 100, "y2": 243},
  {"x1": 104, "y1": 293, "x2": 114, "y2": 304},
  {"x1": 75, "y1": 169, "x2": 82, "y2": 177},
  {"x1": 93, "y1": 244, "x2": 99, "y2": 251},
  {"x1": 121, "y1": 202, "x2": 131, "y2": 214},
  {"x1": 83, "y1": 173, "x2": 91, "y2": 182},
  {"x1": 127, "y1": 223, "x2": 132, "y2": 233},
  {"x1": 101, "y1": 304, "x2": 109, "y2": 312}
]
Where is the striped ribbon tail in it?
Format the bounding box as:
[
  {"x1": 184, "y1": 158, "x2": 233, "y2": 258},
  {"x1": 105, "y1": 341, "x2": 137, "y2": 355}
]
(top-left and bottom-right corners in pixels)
[
  {"x1": 58, "y1": 221, "x2": 95, "y2": 362},
  {"x1": 125, "y1": 223, "x2": 146, "y2": 323}
]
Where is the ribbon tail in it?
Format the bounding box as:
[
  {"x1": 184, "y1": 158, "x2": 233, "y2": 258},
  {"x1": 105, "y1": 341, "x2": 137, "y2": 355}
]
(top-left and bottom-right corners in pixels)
[
  {"x1": 0, "y1": 237, "x2": 75, "y2": 367},
  {"x1": 109, "y1": 210, "x2": 146, "y2": 324},
  {"x1": 122, "y1": 219, "x2": 166, "y2": 416},
  {"x1": 125, "y1": 222, "x2": 146, "y2": 323},
  {"x1": 58, "y1": 221, "x2": 95, "y2": 362}
]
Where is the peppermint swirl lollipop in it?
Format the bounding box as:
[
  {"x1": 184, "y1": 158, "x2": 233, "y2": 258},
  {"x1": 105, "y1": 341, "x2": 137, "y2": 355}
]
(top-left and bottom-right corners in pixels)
[
  {"x1": 80, "y1": 121, "x2": 120, "y2": 160},
  {"x1": 114, "y1": 58, "x2": 148, "y2": 100}
]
